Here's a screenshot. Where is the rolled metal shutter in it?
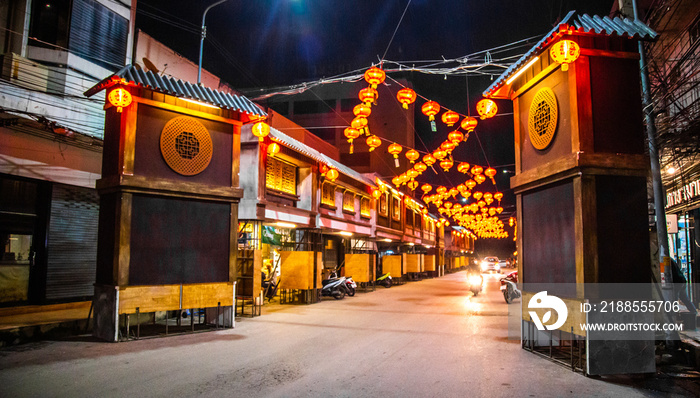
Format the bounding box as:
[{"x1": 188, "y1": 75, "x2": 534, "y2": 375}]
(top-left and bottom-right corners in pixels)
[{"x1": 45, "y1": 184, "x2": 99, "y2": 300}]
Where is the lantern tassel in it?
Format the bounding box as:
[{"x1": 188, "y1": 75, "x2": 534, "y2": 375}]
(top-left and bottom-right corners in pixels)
[
  {"x1": 430, "y1": 121, "x2": 437, "y2": 132},
  {"x1": 394, "y1": 158, "x2": 400, "y2": 168},
  {"x1": 349, "y1": 141, "x2": 354, "y2": 154}
]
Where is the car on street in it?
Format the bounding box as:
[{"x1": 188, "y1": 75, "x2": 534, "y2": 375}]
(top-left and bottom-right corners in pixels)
[{"x1": 481, "y1": 256, "x2": 501, "y2": 273}]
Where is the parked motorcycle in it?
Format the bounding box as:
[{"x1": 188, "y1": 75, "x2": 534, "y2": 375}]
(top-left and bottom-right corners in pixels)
[
  {"x1": 376, "y1": 272, "x2": 393, "y2": 288},
  {"x1": 321, "y1": 275, "x2": 348, "y2": 300},
  {"x1": 345, "y1": 276, "x2": 357, "y2": 296},
  {"x1": 500, "y1": 271, "x2": 521, "y2": 303},
  {"x1": 466, "y1": 272, "x2": 483, "y2": 296}
]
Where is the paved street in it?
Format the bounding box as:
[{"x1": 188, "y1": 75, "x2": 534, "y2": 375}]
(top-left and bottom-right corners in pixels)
[{"x1": 0, "y1": 271, "x2": 692, "y2": 397}]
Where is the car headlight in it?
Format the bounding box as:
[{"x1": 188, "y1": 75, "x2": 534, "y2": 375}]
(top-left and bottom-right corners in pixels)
[{"x1": 481, "y1": 262, "x2": 488, "y2": 271}]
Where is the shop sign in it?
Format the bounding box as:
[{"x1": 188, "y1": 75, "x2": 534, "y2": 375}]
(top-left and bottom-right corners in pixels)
[
  {"x1": 262, "y1": 226, "x2": 281, "y2": 246},
  {"x1": 666, "y1": 178, "x2": 700, "y2": 208}
]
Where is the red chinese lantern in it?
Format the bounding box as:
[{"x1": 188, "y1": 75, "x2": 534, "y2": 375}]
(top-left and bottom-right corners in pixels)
[
  {"x1": 364, "y1": 67, "x2": 386, "y2": 88},
  {"x1": 448, "y1": 130, "x2": 464, "y2": 144},
  {"x1": 107, "y1": 87, "x2": 132, "y2": 112},
  {"x1": 251, "y1": 121, "x2": 270, "y2": 142},
  {"x1": 439, "y1": 157, "x2": 453, "y2": 172},
  {"x1": 476, "y1": 98, "x2": 497, "y2": 120},
  {"x1": 422, "y1": 101, "x2": 441, "y2": 132},
  {"x1": 388, "y1": 143, "x2": 403, "y2": 167},
  {"x1": 550, "y1": 39, "x2": 580, "y2": 72},
  {"x1": 472, "y1": 191, "x2": 483, "y2": 201},
  {"x1": 421, "y1": 184, "x2": 432, "y2": 194},
  {"x1": 353, "y1": 103, "x2": 372, "y2": 118},
  {"x1": 471, "y1": 165, "x2": 484, "y2": 175},
  {"x1": 344, "y1": 127, "x2": 361, "y2": 154},
  {"x1": 372, "y1": 188, "x2": 382, "y2": 199},
  {"x1": 267, "y1": 142, "x2": 280, "y2": 157},
  {"x1": 392, "y1": 176, "x2": 401, "y2": 187},
  {"x1": 423, "y1": 153, "x2": 436, "y2": 167},
  {"x1": 457, "y1": 162, "x2": 470, "y2": 174},
  {"x1": 433, "y1": 149, "x2": 447, "y2": 160},
  {"x1": 326, "y1": 168, "x2": 339, "y2": 182},
  {"x1": 397, "y1": 87, "x2": 417, "y2": 109},
  {"x1": 441, "y1": 140, "x2": 456, "y2": 153},
  {"x1": 320, "y1": 163, "x2": 330, "y2": 176},
  {"x1": 407, "y1": 180, "x2": 418, "y2": 191},
  {"x1": 494, "y1": 192, "x2": 503, "y2": 202},
  {"x1": 436, "y1": 186, "x2": 447, "y2": 195},
  {"x1": 485, "y1": 167, "x2": 497, "y2": 183},
  {"x1": 414, "y1": 162, "x2": 427, "y2": 173},
  {"x1": 496, "y1": 206, "x2": 504, "y2": 214},
  {"x1": 460, "y1": 116, "x2": 478, "y2": 132},
  {"x1": 474, "y1": 174, "x2": 486, "y2": 184},
  {"x1": 406, "y1": 169, "x2": 419, "y2": 179},
  {"x1": 351, "y1": 116, "x2": 369, "y2": 136},
  {"x1": 441, "y1": 110, "x2": 459, "y2": 126},
  {"x1": 366, "y1": 135, "x2": 381, "y2": 152},
  {"x1": 359, "y1": 87, "x2": 378, "y2": 105},
  {"x1": 406, "y1": 149, "x2": 420, "y2": 164}
]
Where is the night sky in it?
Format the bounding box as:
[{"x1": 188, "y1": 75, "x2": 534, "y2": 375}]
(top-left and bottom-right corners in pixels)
[{"x1": 136, "y1": 0, "x2": 616, "y2": 256}]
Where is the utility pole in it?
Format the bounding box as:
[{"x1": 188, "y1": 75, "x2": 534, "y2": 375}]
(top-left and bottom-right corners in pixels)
[
  {"x1": 631, "y1": 0, "x2": 671, "y2": 283},
  {"x1": 198, "y1": 0, "x2": 230, "y2": 85}
]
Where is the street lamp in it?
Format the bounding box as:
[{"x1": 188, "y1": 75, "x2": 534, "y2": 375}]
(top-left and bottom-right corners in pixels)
[{"x1": 198, "y1": 0, "x2": 230, "y2": 85}]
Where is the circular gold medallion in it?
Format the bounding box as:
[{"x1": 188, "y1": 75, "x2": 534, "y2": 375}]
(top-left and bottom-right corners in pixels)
[
  {"x1": 528, "y1": 87, "x2": 558, "y2": 150},
  {"x1": 160, "y1": 116, "x2": 213, "y2": 175}
]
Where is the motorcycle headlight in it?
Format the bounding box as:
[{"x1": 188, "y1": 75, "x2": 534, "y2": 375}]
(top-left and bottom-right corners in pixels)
[{"x1": 468, "y1": 275, "x2": 482, "y2": 286}]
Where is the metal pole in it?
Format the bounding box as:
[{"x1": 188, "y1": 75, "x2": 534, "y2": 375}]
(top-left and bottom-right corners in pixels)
[
  {"x1": 198, "y1": 0, "x2": 230, "y2": 85},
  {"x1": 632, "y1": 0, "x2": 671, "y2": 281}
]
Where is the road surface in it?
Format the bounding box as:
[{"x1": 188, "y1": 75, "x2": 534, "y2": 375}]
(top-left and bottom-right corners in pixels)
[{"x1": 0, "y1": 271, "x2": 688, "y2": 397}]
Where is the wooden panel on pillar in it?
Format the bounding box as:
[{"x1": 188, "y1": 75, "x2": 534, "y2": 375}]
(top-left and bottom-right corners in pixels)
[
  {"x1": 405, "y1": 254, "x2": 421, "y2": 273},
  {"x1": 383, "y1": 255, "x2": 404, "y2": 278},
  {"x1": 424, "y1": 255, "x2": 436, "y2": 271},
  {"x1": 279, "y1": 251, "x2": 320, "y2": 290},
  {"x1": 345, "y1": 253, "x2": 372, "y2": 283},
  {"x1": 182, "y1": 282, "x2": 235, "y2": 308}
]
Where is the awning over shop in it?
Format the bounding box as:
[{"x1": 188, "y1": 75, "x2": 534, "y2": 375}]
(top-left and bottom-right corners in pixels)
[
  {"x1": 317, "y1": 217, "x2": 372, "y2": 236},
  {"x1": 264, "y1": 208, "x2": 312, "y2": 226}
]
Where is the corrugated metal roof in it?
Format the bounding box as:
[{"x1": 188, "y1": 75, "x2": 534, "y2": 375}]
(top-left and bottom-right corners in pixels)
[
  {"x1": 268, "y1": 127, "x2": 377, "y2": 188},
  {"x1": 84, "y1": 65, "x2": 266, "y2": 119},
  {"x1": 483, "y1": 11, "x2": 657, "y2": 97}
]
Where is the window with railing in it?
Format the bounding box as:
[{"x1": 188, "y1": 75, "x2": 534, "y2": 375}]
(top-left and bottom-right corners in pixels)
[
  {"x1": 321, "y1": 182, "x2": 336, "y2": 207},
  {"x1": 266, "y1": 156, "x2": 297, "y2": 196}
]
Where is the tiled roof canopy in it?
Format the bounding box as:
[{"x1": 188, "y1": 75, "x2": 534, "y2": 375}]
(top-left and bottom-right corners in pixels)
[
  {"x1": 84, "y1": 65, "x2": 266, "y2": 119},
  {"x1": 483, "y1": 11, "x2": 657, "y2": 97}
]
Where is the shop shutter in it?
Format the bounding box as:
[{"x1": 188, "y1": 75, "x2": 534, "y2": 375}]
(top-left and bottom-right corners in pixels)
[
  {"x1": 69, "y1": 0, "x2": 128, "y2": 70},
  {"x1": 45, "y1": 184, "x2": 99, "y2": 300}
]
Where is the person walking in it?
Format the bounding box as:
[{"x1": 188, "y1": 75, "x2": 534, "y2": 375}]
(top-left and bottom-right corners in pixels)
[{"x1": 671, "y1": 258, "x2": 697, "y2": 314}]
